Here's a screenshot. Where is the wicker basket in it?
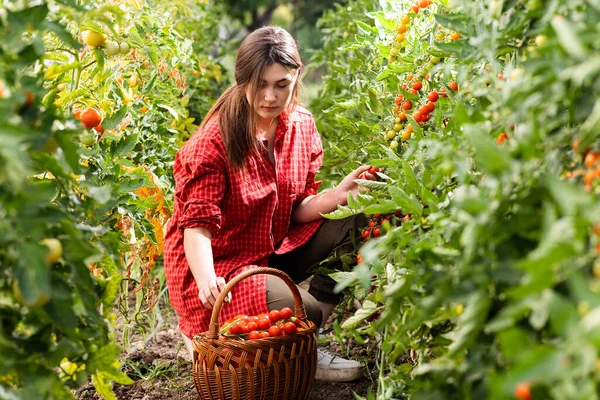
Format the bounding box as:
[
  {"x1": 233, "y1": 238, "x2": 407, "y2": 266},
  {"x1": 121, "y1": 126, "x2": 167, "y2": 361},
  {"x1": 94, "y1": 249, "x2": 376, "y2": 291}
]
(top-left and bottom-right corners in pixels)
[{"x1": 192, "y1": 267, "x2": 318, "y2": 400}]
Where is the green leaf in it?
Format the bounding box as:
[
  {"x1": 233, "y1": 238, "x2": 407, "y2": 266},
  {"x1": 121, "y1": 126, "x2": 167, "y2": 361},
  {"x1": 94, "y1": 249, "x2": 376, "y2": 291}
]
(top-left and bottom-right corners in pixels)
[
  {"x1": 114, "y1": 134, "x2": 139, "y2": 157},
  {"x1": 551, "y1": 15, "x2": 587, "y2": 60},
  {"x1": 402, "y1": 162, "x2": 419, "y2": 195},
  {"x1": 434, "y1": 13, "x2": 474, "y2": 36},
  {"x1": 374, "y1": 12, "x2": 397, "y2": 32},
  {"x1": 341, "y1": 304, "x2": 380, "y2": 329},
  {"x1": 15, "y1": 242, "x2": 51, "y2": 307},
  {"x1": 355, "y1": 21, "x2": 377, "y2": 35},
  {"x1": 91, "y1": 373, "x2": 117, "y2": 400},
  {"x1": 545, "y1": 175, "x2": 592, "y2": 216},
  {"x1": 464, "y1": 126, "x2": 511, "y2": 175},
  {"x1": 87, "y1": 344, "x2": 121, "y2": 373},
  {"x1": 447, "y1": 290, "x2": 491, "y2": 355},
  {"x1": 323, "y1": 99, "x2": 359, "y2": 113},
  {"x1": 44, "y1": 20, "x2": 81, "y2": 50},
  {"x1": 548, "y1": 291, "x2": 578, "y2": 336},
  {"x1": 102, "y1": 106, "x2": 128, "y2": 130},
  {"x1": 388, "y1": 186, "x2": 422, "y2": 216}
]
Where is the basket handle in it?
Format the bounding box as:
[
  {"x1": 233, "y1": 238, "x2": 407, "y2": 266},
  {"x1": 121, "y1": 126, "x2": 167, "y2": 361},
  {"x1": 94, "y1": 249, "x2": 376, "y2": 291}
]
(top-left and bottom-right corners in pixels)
[{"x1": 207, "y1": 267, "x2": 309, "y2": 340}]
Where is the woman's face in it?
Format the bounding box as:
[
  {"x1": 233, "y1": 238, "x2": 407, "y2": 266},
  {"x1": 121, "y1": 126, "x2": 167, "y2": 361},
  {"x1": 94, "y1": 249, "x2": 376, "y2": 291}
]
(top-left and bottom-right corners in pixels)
[{"x1": 246, "y1": 63, "x2": 299, "y2": 125}]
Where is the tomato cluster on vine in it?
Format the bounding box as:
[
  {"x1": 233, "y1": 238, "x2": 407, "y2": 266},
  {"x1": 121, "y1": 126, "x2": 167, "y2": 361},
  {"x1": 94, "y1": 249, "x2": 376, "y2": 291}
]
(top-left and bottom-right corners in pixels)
[{"x1": 218, "y1": 307, "x2": 299, "y2": 341}]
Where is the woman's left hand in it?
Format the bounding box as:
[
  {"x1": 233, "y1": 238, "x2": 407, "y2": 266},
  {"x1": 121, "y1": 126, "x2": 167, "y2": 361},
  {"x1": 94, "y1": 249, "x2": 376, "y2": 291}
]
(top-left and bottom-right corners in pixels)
[{"x1": 334, "y1": 165, "x2": 373, "y2": 203}]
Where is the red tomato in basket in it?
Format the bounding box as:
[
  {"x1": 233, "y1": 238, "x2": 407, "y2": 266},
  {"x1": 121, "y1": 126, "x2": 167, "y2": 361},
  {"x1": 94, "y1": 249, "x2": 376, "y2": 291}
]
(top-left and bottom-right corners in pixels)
[
  {"x1": 280, "y1": 307, "x2": 293, "y2": 320},
  {"x1": 246, "y1": 321, "x2": 258, "y2": 332},
  {"x1": 269, "y1": 310, "x2": 281, "y2": 323},
  {"x1": 257, "y1": 318, "x2": 270, "y2": 330},
  {"x1": 260, "y1": 331, "x2": 270, "y2": 339},
  {"x1": 283, "y1": 322, "x2": 297, "y2": 334},
  {"x1": 228, "y1": 323, "x2": 242, "y2": 335},
  {"x1": 240, "y1": 324, "x2": 250, "y2": 334},
  {"x1": 246, "y1": 316, "x2": 259, "y2": 324},
  {"x1": 290, "y1": 316, "x2": 300, "y2": 327},
  {"x1": 248, "y1": 331, "x2": 261, "y2": 340},
  {"x1": 268, "y1": 325, "x2": 282, "y2": 337}
]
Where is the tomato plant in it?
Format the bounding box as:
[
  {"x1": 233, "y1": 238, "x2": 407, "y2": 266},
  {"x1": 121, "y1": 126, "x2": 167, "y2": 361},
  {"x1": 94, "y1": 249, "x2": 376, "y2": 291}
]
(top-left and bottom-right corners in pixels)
[
  {"x1": 312, "y1": 0, "x2": 600, "y2": 398},
  {"x1": 0, "y1": 0, "x2": 228, "y2": 398}
]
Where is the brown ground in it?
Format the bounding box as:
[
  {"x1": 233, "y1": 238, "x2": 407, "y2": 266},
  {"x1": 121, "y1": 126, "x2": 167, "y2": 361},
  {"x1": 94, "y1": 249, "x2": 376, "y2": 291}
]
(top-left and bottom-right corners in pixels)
[{"x1": 77, "y1": 301, "x2": 375, "y2": 400}]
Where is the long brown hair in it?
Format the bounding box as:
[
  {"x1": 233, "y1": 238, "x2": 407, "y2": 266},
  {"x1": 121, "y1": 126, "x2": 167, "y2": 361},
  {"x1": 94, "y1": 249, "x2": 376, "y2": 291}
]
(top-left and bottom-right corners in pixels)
[{"x1": 199, "y1": 26, "x2": 303, "y2": 169}]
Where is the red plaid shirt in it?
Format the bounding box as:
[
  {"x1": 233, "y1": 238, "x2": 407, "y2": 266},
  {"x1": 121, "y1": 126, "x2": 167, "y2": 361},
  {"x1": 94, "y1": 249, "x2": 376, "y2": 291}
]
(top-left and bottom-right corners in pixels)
[{"x1": 164, "y1": 106, "x2": 324, "y2": 337}]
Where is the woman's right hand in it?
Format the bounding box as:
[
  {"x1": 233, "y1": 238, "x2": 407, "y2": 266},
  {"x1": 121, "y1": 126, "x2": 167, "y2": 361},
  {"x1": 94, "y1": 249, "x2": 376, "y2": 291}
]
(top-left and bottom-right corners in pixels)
[{"x1": 197, "y1": 276, "x2": 231, "y2": 309}]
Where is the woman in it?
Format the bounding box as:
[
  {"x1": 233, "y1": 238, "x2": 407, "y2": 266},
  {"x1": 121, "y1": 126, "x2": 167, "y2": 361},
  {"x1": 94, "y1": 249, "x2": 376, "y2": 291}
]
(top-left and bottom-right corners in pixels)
[{"x1": 164, "y1": 26, "x2": 369, "y2": 382}]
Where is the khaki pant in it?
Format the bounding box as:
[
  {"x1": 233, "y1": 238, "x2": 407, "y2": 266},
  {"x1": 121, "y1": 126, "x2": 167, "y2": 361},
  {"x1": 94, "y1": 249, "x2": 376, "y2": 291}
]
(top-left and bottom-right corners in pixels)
[{"x1": 266, "y1": 214, "x2": 368, "y2": 326}]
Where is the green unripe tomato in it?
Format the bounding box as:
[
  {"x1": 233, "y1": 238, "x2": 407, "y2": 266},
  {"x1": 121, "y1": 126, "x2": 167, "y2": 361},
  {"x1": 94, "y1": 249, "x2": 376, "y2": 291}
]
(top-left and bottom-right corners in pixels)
[
  {"x1": 104, "y1": 40, "x2": 119, "y2": 56},
  {"x1": 390, "y1": 140, "x2": 399, "y2": 149},
  {"x1": 119, "y1": 42, "x2": 131, "y2": 55},
  {"x1": 80, "y1": 132, "x2": 96, "y2": 147}
]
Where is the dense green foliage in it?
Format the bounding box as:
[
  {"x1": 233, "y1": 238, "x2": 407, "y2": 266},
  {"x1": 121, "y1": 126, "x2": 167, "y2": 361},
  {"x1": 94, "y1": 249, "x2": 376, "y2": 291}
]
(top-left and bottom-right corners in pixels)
[
  {"x1": 0, "y1": 1, "x2": 226, "y2": 398},
  {"x1": 311, "y1": 0, "x2": 600, "y2": 399}
]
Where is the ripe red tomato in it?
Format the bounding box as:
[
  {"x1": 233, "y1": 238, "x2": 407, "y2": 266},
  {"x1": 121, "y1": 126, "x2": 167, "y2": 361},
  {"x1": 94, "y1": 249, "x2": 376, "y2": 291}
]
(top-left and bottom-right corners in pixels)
[
  {"x1": 257, "y1": 318, "x2": 270, "y2": 330},
  {"x1": 398, "y1": 111, "x2": 407, "y2": 121},
  {"x1": 427, "y1": 101, "x2": 436, "y2": 113},
  {"x1": 283, "y1": 322, "x2": 297, "y2": 334},
  {"x1": 80, "y1": 108, "x2": 102, "y2": 129},
  {"x1": 240, "y1": 324, "x2": 250, "y2": 334},
  {"x1": 268, "y1": 310, "x2": 281, "y2": 323},
  {"x1": 421, "y1": 114, "x2": 431, "y2": 122},
  {"x1": 448, "y1": 81, "x2": 459, "y2": 91},
  {"x1": 428, "y1": 91, "x2": 439, "y2": 102},
  {"x1": 412, "y1": 81, "x2": 423, "y2": 90},
  {"x1": 418, "y1": 105, "x2": 429, "y2": 115},
  {"x1": 412, "y1": 112, "x2": 423, "y2": 122},
  {"x1": 407, "y1": 74, "x2": 414, "y2": 81},
  {"x1": 368, "y1": 166, "x2": 379, "y2": 175},
  {"x1": 402, "y1": 100, "x2": 413, "y2": 110},
  {"x1": 218, "y1": 335, "x2": 227, "y2": 341},
  {"x1": 268, "y1": 325, "x2": 282, "y2": 337},
  {"x1": 260, "y1": 331, "x2": 270, "y2": 338},
  {"x1": 280, "y1": 307, "x2": 293, "y2": 320},
  {"x1": 361, "y1": 229, "x2": 370, "y2": 239},
  {"x1": 248, "y1": 331, "x2": 261, "y2": 340},
  {"x1": 411, "y1": 4, "x2": 419, "y2": 13},
  {"x1": 229, "y1": 323, "x2": 242, "y2": 335},
  {"x1": 418, "y1": 0, "x2": 429, "y2": 8},
  {"x1": 246, "y1": 316, "x2": 259, "y2": 323},
  {"x1": 439, "y1": 87, "x2": 448, "y2": 98},
  {"x1": 246, "y1": 321, "x2": 258, "y2": 331},
  {"x1": 372, "y1": 227, "x2": 381, "y2": 237}
]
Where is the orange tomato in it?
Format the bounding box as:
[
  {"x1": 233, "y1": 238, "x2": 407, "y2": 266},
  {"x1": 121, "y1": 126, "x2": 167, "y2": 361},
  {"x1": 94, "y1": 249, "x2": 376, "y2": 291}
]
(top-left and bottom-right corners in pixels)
[
  {"x1": 514, "y1": 382, "x2": 533, "y2": 400},
  {"x1": 80, "y1": 108, "x2": 102, "y2": 129},
  {"x1": 584, "y1": 152, "x2": 600, "y2": 167}
]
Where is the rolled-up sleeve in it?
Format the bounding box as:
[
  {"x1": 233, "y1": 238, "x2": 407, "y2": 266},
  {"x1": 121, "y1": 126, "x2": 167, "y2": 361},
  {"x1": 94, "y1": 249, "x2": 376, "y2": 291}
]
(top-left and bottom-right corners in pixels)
[
  {"x1": 174, "y1": 135, "x2": 227, "y2": 237},
  {"x1": 295, "y1": 118, "x2": 323, "y2": 205}
]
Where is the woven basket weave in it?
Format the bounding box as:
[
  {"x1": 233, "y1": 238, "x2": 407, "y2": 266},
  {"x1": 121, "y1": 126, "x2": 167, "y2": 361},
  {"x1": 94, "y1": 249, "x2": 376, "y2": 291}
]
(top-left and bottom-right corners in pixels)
[{"x1": 192, "y1": 267, "x2": 318, "y2": 400}]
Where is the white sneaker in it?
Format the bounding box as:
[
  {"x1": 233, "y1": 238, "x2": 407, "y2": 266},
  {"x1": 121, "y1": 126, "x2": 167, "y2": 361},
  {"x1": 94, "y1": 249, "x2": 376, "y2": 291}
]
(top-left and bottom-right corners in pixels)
[{"x1": 315, "y1": 348, "x2": 364, "y2": 382}]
